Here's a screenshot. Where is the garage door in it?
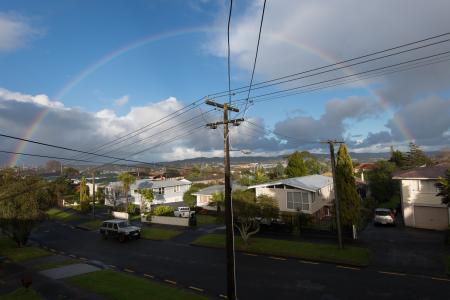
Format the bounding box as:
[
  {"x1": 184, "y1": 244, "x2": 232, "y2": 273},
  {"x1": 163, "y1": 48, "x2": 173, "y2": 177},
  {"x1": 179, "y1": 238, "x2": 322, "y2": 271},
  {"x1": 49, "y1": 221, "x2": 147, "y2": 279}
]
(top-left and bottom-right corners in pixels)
[{"x1": 414, "y1": 206, "x2": 449, "y2": 230}]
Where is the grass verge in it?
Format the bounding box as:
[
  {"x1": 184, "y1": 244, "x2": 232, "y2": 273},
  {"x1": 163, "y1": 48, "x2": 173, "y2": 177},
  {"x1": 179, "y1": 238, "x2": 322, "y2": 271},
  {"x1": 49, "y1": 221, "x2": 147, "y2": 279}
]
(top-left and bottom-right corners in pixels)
[
  {"x1": 140, "y1": 227, "x2": 182, "y2": 240},
  {"x1": 46, "y1": 207, "x2": 81, "y2": 222},
  {"x1": 0, "y1": 236, "x2": 50, "y2": 263},
  {"x1": 0, "y1": 287, "x2": 44, "y2": 300},
  {"x1": 196, "y1": 215, "x2": 223, "y2": 226},
  {"x1": 78, "y1": 219, "x2": 103, "y2": 230},
  {"x1": 192, "y1": 233, "x2": 370, "y2": 267},
  {"x1": 67, "y1": 270, "x2": 207, "y2": 300},
  {"x1": 33, "y1": 259, "x2": 79, "y2": 271}
]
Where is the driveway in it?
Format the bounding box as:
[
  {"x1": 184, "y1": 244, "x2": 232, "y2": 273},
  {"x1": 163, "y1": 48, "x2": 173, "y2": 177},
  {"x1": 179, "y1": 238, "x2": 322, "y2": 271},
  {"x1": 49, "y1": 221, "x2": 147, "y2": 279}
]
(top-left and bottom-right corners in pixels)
[{"x1": 360, "y1": 221, "x2": 446, "y2": 276}]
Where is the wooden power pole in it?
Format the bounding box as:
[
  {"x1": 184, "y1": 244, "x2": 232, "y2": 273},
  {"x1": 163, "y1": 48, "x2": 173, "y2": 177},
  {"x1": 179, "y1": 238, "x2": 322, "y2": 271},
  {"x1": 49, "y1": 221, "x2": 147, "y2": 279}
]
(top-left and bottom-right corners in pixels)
[
  {"x1": 205, "y1": 99, "x2": 243, "y2": 300},
  {"x1": 321, "y1": 140, "x2": 344, "y2": 249}
]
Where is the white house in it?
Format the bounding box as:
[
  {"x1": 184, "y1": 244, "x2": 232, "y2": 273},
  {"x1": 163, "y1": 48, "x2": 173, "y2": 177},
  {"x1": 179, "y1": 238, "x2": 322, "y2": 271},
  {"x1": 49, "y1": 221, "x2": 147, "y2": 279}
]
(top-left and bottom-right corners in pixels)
[
  {"x1": 192, "y1": 184, "x2": 246, "y2": 210},
  {"x1": 393, "y1": 163, "x2": 450, "y2": 230},
  {"x1": 248, "y1": 175, "x2": 334, "y2": 217},
  {"x1": 105, "y1": 178, "x2": 191, "y2": 208}
]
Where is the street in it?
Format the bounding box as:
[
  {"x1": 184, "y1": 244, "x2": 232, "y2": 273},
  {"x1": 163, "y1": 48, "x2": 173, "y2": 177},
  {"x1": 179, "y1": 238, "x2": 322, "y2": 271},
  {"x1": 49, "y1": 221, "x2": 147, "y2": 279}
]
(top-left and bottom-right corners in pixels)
[{"x1": 31, "y1": 221, "x2": 450, "y2": 300}]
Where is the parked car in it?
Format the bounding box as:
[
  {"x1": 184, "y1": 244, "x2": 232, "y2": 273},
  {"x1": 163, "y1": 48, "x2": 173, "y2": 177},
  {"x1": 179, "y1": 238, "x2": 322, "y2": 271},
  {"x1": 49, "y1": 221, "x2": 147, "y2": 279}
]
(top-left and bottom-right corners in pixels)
[
  {"x1": 100, "y1": 219, "x2": 141, "y2": 242},
  {"x1": 373, "y1": 208, "x2": 396, "y2": 226},
  {"x1": 174, "y1": 207, "x2": 194, "y2": 218}
]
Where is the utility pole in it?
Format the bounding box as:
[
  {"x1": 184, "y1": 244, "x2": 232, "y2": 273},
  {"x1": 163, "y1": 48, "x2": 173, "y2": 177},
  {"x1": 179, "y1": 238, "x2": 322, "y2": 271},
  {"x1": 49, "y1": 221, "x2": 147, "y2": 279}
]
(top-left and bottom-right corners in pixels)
[
  {"x1": 321, "y1": 140, "x2": 344, "y2": 249},
  {"x1": 205, "y1": 99, "x2": 243, "y2": 300},
  {"x1": 92, "y1": 172, "x2": 96, "y2": 217}
]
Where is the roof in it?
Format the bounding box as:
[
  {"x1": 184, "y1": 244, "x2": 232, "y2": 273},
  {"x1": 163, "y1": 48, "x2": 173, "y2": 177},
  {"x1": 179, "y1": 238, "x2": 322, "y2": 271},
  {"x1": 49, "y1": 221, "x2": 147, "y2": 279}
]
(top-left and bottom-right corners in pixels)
[
  {"x1": 192, "y1": 184, "x2": 247, "y2": 196},
  {"x1": 354, "y1": 163, "x2": 376, "y2": 171},
  {"x1": 248, "y1": 175, "x2": 333, "y2": 192},
  {"x1": 392, "y1": 163, "x2": 450, "y2": 179},
  {"x1": 108, "y1": 178, "x2": 191, "y2": 189}
]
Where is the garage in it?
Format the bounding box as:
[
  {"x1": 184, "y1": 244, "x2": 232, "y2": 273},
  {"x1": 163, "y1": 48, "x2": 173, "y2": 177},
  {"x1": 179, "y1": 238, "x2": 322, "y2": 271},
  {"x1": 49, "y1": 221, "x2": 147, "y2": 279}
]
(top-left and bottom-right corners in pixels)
[{"x1": 414, "y1": 206, "x2": 449, "y2": 230}]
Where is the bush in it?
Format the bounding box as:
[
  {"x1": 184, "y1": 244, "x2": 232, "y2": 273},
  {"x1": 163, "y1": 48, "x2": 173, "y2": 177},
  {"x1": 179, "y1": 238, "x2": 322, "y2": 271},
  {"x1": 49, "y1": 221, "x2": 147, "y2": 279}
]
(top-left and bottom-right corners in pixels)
[
  {"x1": 127, "y1": 203, "x2": 138, "y2": 214},
  {"x1": 153, "y1": 206, "x2": 175, "y2": 216}
]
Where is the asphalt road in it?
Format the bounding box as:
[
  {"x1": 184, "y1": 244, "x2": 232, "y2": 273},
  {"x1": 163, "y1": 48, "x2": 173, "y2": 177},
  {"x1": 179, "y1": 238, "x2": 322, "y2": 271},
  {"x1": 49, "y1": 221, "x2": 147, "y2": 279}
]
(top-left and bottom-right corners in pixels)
[{"x1": 31, "y1": 221, "x2": 450, "y2": 300}]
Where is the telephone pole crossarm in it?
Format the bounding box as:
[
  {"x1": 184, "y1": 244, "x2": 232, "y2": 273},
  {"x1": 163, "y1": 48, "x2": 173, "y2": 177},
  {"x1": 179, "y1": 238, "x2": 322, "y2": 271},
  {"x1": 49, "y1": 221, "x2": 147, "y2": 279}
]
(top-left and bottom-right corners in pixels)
[
  {"x1": 206, "y1": 118, "x2": 244, "y2": 128},
  {"x1": 205, "y1": 99, "x2": 240, "y2": 112}
]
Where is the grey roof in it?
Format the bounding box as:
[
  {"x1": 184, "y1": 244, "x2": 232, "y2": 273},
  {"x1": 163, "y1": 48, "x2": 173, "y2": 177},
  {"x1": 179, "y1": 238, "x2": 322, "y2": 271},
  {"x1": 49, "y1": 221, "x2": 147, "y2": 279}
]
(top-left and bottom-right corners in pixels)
[
  {"x1": 392, "y1": 163, "x2": 450, "y2": 179},
  {"x1": 248, "y1": 175, "x2": 333, "y2": 192},
  {"x1": 192, "y1": 184, "x2": 247, "y2": 196}
]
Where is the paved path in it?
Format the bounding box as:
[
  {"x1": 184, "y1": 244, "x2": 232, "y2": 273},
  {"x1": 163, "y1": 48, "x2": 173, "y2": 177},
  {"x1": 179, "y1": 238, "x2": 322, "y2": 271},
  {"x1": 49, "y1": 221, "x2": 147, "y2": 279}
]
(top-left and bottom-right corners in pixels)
[{"x1": 31, "y1": 220, "x2": 450, "y2": 300}]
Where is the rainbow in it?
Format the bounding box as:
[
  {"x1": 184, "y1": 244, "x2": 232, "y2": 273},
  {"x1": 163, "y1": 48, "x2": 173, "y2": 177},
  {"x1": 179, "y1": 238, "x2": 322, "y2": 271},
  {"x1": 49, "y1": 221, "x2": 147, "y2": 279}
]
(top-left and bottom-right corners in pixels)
[{"x1": 8, "y1": 28, "x2": 415, "y2": 166}]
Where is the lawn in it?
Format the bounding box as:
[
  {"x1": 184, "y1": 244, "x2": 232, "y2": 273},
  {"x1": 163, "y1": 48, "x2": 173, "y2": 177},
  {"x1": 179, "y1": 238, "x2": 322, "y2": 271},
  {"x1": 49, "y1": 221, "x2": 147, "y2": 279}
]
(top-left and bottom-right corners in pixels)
[
  {"x1": 78, "y1": 219, "x2": 103, "y2": 230},
  {"x1": 196, "y1": 215, "x2": 223, "y2": 226},
  {"x1": 67, "y1": 270, "x2": 208, "y2": 300},
  {"x1": 33, "y1": 259, "x2": 79, "y2": 271},
  {"x1": 0, "y1": 288, "x2": 44, "y2": 300},
  {"x1": 192, "y1": 233, "x2": 371, "y2": 267},
  {"x1": 46, "y1": 207, "x2": 81, "y2": 222},
  {"x1": 0, "y1": 236, "x2": 50, "y2": 263},
  {"x1": 140, "y1": 227, "x2": 182, "y2": 240}
]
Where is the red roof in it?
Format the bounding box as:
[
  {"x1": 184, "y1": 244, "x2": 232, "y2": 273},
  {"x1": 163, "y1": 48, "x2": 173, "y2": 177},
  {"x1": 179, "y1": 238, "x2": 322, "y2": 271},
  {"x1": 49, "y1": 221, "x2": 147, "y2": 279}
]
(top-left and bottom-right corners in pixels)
[
  {"x1": 392, "y1": 163, "x2": 450, "y2": 179},
  {"x1": 354, "y1": 163, "x2": 376, "y2": 171}
]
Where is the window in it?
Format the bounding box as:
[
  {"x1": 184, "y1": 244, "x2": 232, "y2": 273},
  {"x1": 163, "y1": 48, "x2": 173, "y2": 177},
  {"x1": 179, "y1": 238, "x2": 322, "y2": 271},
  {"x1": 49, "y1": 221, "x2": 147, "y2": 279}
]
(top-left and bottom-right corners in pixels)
[
  {"x1": 158, "y1": 187, "x2": 165, "y2": 195},
  {"x1": 287, "y1": 191, "x2": 309, "y2": 211},
  {"x1": 113, "y1": 224, "x2": 118, "y2": 230},
  {"x1": 174, "y1": 185, "x2": 180, "y2": 193}
]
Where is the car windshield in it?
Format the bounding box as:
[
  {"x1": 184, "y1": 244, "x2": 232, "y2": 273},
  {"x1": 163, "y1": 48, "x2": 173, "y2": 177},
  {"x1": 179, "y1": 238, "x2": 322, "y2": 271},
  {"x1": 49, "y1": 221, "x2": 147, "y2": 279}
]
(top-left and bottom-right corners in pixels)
[
  {"x1": 375, "y1": 211, "x2": 391, "y2": 216},
  {"x1": 118, "y1": 221, "x2": 129, "y2": 228}
]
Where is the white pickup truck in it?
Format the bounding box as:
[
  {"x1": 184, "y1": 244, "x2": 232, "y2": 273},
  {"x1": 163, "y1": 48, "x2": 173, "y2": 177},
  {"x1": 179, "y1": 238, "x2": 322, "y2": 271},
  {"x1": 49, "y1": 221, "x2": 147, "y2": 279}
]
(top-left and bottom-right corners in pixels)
[{"x1": 174, "y1": 207, "x2": 194, "y2": 218}]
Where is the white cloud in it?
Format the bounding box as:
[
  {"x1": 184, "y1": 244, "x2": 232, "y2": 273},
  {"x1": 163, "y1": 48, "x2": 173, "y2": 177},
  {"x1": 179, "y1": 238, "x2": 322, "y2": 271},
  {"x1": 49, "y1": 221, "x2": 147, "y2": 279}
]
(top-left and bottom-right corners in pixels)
[
  {"x1": 0, "y1": 12, "x2": 42, "y2": 52},
  {"x1": 0, "y1": 87, "x2": 64, "y2": 108},
  {"x1": 113, "y1": 95, "x2": 129, "y2": 107}
]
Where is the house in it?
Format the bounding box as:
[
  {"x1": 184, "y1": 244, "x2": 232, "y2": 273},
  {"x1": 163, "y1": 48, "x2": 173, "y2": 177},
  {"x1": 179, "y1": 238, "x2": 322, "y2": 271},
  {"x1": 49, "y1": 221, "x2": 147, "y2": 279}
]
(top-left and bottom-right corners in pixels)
[
  {"x1": 248, "y1": 175, "x2": 334, "y2": 218},
  {"x1": 105, "y1": 178, "x2": 191, "y2": 208},
  {"x1": 393, "y1": 163, "x2": 450, "y2": 230},
  {"x1": 192, "y1": 184, "x2": 246, "y2": 210}
]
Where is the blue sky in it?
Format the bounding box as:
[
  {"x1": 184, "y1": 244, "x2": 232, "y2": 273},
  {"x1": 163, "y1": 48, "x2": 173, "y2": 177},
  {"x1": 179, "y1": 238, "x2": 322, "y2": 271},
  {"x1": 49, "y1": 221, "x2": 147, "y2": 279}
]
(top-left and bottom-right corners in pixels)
[{"x1": 0, "y1": 0, "x2": 449, "y2": 165}]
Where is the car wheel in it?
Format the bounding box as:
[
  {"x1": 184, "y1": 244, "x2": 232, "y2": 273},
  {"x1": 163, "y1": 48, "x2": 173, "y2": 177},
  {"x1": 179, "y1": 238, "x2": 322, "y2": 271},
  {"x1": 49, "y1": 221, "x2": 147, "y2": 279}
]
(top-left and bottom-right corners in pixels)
[{"x1": 118, "y1": 234, "x2": 126, "y2": 243}]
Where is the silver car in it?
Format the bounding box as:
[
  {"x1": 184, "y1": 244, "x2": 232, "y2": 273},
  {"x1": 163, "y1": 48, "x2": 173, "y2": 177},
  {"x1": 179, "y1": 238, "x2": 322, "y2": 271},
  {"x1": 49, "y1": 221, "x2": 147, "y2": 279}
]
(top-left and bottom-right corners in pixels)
[{"x1": 373, "y1": 208, "x2": 395, "y2": 226}]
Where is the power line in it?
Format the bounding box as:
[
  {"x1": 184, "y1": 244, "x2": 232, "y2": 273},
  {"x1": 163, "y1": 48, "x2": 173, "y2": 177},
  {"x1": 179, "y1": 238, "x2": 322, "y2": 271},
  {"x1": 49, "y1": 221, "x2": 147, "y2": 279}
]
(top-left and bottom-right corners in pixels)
[
  {"x1": 242, "y1": 0, "x2": 267, "y2": 116},
  {"x1": 206, "y1": 31, "x2": 450, "y2": 99},
  {"x1": 230, "y1": 50, "x2": 450, "y2": 104}
]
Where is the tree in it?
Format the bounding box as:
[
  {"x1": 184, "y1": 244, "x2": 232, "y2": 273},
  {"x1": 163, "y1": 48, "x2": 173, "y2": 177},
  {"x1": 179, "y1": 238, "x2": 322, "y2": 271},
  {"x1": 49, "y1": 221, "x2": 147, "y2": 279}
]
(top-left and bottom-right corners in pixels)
[
  {"x1": 335, "y1": 144, "x2": 361, "y2": 228},
  {"x1": 403, "y1": 142, "x2": 431, "y2": 168},
  {"x1": 118, "y1": 172, "x2": 136, "y2": 208},
  {"x1": 305, "y1": 158, "x2": 321, "y2": 175},
  {"x1": 285, "y1": 151, "x2": 307, "y2": 178},
  {"x1": 209, "y1": 191, "x2": 225, "y2": 213},
  {"x1": 79, "y1": 176, "x2": 90, "y2": 212},
  {"x1": 0, "y1": 172, "x2": 53, "y2": 247},
  {"x1": 137, "y1": 188, "x2": 153, "y2": 213},
  {"x1": 435, "y1": 169, "x2": 450, "y2": 206},
  {"x1": 253, "y1": 166, "x2": 269, "y2": 184},
  {"x1": 96, "y1": 187, "x2": 105, "y2": 205},
  {"x1": 232, "y1": 190, "x2": 279, "y2": 245},
  {"x1": 62, "y1": 167, "x2": 79, "y2": 177},
  {"x1": 367, "y1": 161, "x2": 399, "y2": 203},
  {"x1": 183, "y1": 183, "x2": 209, "y2": 207}
]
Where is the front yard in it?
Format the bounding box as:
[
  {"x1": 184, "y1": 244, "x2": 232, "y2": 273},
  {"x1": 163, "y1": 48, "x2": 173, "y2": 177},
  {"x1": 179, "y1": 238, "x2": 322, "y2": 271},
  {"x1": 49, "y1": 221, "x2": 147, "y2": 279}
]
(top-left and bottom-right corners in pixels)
[
  {"x1": 0, "y1": 288, "x2": 44, "y2": 300},
  {"x1": 0, "y1": 235, "x2": 50, "y2": 263},
  {"x1": 67, "y1": 270, "x2": 208, "y2": 300},
  {"x1": 193, "y1": 233, "x2": 370, "y2": 267},
  {"x1": 46, "y1": 207, "x2": 82, "y2": 222}
]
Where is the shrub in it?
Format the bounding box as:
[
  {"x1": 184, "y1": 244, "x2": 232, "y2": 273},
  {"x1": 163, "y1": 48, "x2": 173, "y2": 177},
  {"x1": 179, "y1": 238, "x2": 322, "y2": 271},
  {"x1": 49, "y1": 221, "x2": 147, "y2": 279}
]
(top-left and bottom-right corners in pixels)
[
  {"x1": 153, "y1": 206, "x2": 175, "y2": 216},
  {"x1": 127, "y1": 203, "x2": 138, "y2": 214}
]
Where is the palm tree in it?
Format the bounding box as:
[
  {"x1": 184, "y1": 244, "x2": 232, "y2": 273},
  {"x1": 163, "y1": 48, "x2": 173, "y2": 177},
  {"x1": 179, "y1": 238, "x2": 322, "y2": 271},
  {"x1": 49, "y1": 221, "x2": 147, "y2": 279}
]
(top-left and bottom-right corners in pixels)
[{"x1": 118, "y1": 172, "x2": 136, "y2": 210}]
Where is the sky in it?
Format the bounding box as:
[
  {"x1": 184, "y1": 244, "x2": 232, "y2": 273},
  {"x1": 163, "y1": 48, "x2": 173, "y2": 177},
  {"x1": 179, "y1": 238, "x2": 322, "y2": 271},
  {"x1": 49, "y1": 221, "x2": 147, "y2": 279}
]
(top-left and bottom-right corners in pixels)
[{"x1": 0, "y1": 0, "x2": 450, "y2": 167}]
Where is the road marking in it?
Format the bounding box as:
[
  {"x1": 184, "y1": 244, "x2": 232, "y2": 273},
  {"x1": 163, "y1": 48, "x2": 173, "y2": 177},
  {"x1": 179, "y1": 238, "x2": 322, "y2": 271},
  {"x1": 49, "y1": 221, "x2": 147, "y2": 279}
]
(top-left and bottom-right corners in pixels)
[
  {"x1": 219, "y1": 294, "x2": 228, "y2": 299},
  {"x1": 269, "y1": 256, "x2": 287, "y2": 261},
  {"x1": 431, "y1": 277, "x2": 450, "y2": 282},
  {"x1": 299, "y1": 260, "x2": 319, "y2": 265},
  {"x1": 164, "y1": 279, "x2": 177, "y2": 285},
  {"x1": 143, "y1": 273, "x2": 154, "y2": 279},
  {"x1": 108, "y1": 265, "x2": 117, "y2": 269},
  {"x1": 243, "y1": 253, "x2": 258, "y2": 257},
  {"x1": 50, "y1": 248, "x2": 56, "y2": 252},
  {"x1": 79, "y1": 257, "x2": 88, "y2": 261},
  {"x1": 69, "y1": 254, "x2": 77, "y2": 258},
  {"x1": 70, "y1": 226, "x2": 76, "y2": 229},
  {"x1": 60, "y1": 251, "x2": 65, "y2": 255},
  {"x1": 378, "y1": 271, "x2": 406, "y2": 276},
  {"x1": 124, "y1": 268, "x2": 134, "y2": 273},
  {"x1": 337, "y1": 265, "x2": 360, "y2": 270},
  {"x1": 189, "y1": 286, "x2": 204, "y2": 292}
]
